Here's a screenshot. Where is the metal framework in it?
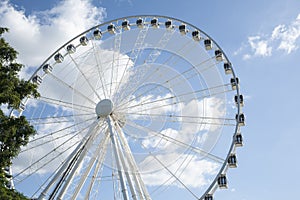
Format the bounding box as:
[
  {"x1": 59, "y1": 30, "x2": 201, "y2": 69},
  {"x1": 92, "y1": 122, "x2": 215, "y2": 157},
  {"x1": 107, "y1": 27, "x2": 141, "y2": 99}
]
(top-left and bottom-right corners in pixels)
[{"x1": 9, "y1": 15, "x2": 245, "y2": 200}]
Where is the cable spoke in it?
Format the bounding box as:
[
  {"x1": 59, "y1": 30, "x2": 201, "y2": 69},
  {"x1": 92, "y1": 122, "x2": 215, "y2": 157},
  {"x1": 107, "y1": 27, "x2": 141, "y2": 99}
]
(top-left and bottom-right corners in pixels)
[
  {"x1": 90, "y1": 39, "x2": 109, "y2": 99},
  {"x1": 38, "y1": 96, "x2": 94, "y2": 112},
  {"x1": 47, "y1": 73, "x2": 96, "y2": 105},
  {"x1": 115, "y1": 54, "x2": 220, "y2": 111},
  {"x1": 125, "y1": 120, "x2": 224, "y2": 163},
  {"x1": 116, "y1": 83, "x2": 231, "y2": 112},
  {"x1": 68, "y1": 53, "x2": 102, "y2": 101},
  {"x1": 28, "y1": 116, "x2": 96, "y2": 144},
  {"x1": 21, "y1": 119, "x2": 95, "y2": 153},
  {"x1": 123, "y1": 126, "x2": 200, "y2": 199}
]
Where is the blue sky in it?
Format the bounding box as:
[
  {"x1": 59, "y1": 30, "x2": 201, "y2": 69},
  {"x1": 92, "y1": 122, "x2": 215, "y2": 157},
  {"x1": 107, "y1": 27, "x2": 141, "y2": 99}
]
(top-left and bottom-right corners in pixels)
[{"x1": 1, "y1": 0, "x2": 300, "y2": 199}]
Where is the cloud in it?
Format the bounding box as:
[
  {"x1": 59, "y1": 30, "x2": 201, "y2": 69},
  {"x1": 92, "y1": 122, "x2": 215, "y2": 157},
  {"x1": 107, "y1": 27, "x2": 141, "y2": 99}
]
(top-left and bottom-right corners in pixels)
[
  {"x1": 0, "y1": 0, "x2": 106, "y2": 74},
  {"x1": 247, "y1": 36, "x2": 272, "y2": 57},
  {"x1": 140, "y1": 153, "x2": 218, "y2": 188},
  {"x1": 236, "y1": 13, "x2": 300, "y2": 59}
]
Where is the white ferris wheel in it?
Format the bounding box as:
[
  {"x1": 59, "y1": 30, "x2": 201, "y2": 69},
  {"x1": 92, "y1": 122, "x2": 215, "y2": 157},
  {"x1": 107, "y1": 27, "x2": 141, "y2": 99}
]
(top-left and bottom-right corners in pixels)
[{"x1": 10, "y1": 15, "x2": 245, "y2": 200}]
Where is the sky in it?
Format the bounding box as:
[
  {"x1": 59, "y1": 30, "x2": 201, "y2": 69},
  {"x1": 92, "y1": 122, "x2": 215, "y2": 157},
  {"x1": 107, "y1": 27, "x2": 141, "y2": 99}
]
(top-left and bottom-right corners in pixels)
[{"x1": 1, "y1": 0, "x2": 300, "y2": 199}]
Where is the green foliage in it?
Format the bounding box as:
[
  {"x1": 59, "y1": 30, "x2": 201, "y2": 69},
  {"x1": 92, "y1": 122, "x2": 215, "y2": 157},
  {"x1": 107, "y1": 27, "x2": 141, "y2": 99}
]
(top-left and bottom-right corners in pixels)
[
  {"x1": 0, "y1": 27, "x2": 39, "y2": 199},
  {"x1": 0, "y1": 27, "x2": 39, "y2": 109},
  {"x1": 0, "y1": 185, "x2": 28, "y2": 200}
]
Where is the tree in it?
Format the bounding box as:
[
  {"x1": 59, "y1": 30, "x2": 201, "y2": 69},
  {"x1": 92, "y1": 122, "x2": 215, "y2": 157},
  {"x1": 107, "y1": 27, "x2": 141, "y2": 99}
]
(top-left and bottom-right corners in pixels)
[{"x1": 0, "y1": 27, "x2": 39, "y2": 199}]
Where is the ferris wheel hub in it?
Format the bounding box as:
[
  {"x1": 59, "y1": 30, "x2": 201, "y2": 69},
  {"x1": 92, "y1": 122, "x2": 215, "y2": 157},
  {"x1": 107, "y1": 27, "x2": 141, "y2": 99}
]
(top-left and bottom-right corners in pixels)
[{"x1": 95, "y1": 99, "x2": 113, "y2": 117}]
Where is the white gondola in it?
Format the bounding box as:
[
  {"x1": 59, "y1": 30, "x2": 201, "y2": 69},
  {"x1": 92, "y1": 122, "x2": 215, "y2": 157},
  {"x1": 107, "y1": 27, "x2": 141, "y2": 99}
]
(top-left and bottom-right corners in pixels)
[
  {"x1": 204, "y1": 194, "x2": 213, "y2": 200},
  {"x1": 42, "y1": 64, "x2": 53, "y2": 74},
  {"x1": 54, "y1": 53, "x2": 64, "y2": 63},
  {"x1": 66, "y1": 44, "x2": 76, "y2": 54},
  {"x1": 32, "y1": 75, "x2": 42, "y2": 85},
  {"x1": 151, "y1": 18, "x2": 159, "y2": 28},
  {"x1": 107, "y1": 24, "x2": 116, "y2": 34},
  {"x1": 18, "y1": 102, "x2": 26, "y2": 112},
  {"x1": 234, "y1": 94, "x2": 244, "y2": 107},
  {"x1": 224, "y1": 63, "x2": 232, "y2": 74},
  {"x1": 192, "y1": 30, "x2": 201, "y2": 41},
  {"x1": 79, "y1": 36, "x2": 89, "y2": 46},
  {"x1": 228, "y1": 154, "x2": 237, "y2": 168},
  {"x1": 215, "y1": 50, "x2": 223, "y2": 61},
  {"x1": 204, "y1": 39, "x2": 212, "y2": 50},
  {"x1": 165, "y1": 20, "x2": 174, "y2": 29},
  {"x1": 122, "y1": 20, "x2": 130, "y2": 31},
  {"x1": 236, "y1": 113, "x2": 245, "y2": 126},
  {"x1": 93, "y1": 29, "x2": 102, "y2": 39},
  {"x1": 218, "y1": 174, "x2": 228, "y2": 189},
  {"x1": 230, "y1": 77, "x2": 239, "y2": 90},
  {"x1": 179, "y1": 24, "x2": 187, "y2": 35},
  {"x1": 235, "y1": 133, "x2": 243, "y2": 147},
  {"x1": 136, "y1": 18, "x2": 143, "y2": 28}
]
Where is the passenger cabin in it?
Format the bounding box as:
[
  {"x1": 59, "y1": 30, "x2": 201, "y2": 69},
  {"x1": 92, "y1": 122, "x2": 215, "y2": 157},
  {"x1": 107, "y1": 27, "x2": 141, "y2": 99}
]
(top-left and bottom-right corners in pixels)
[
  {"x1": 223, "y1": 63, "x2": 232, "y2": 74},
  {"x1": 234, "y1": 94, "x2": 244, "y2": 107},
  {"x1": 235, "y1": 133, "x2": 243, "y2": 147},
  {"x1": 93, "y1": 29, "x2": 102, "y2": 39},
  {"x1": 236, "y1": 113, "x2": 245, "y2": 126},
  {"x1": 192, "y1": 30, "x2": 201, "y2": 41},
  {"x1": 54, "y1": 53, "x2": 64, "y2": 63},
  {"x1": 32, "y1": 75, "x2": 42, "y2": 85},
  {"x1": 215, "y1": 50, "x2": 223, "y2": 61},
  {"x1": 230, "y1": 77, "x2": 239, "y2": 90},
  {"x1": 204, "y1": 39, "x2": 212, "y2": 50},
  {"x1": 107, "y1": 24, "x2": 116, "y2": 34},
  {"x1": 151, "y1": 18, "x2": 159, "y2": 28},
  {"x1": 179, "y1": 24, "x2": 187, "y2": 35},
  {"x1": 165, "y1": 20, "x2": 173, "y2": 29},
  {"x1": 80, "y1": 36, "x2": 88, "y2": 46},
  {"x1": 218, "y1": 174, "x2": 228, "y2": 189},
  {"x1": 18, "y1": 102, "x2": 26, "y2": 112},
  {"x1": 136, "y1": 18, "x2": 143, "y2": 28},
  {"x1": 228, "y1": 154, "x2": 237, "y2": 168},
  {"x1": 42, "y1": 64, "x2": 53, "y2": 74},
  {"x1": 122, "y1": 20, "x2": 130, "y2": 31},
  {"x1": 66, "y1": 44, "x2": 76, "y2": 54},
  {"x1": 204, "y1": 194, "x2": 213, "y2": 200}
]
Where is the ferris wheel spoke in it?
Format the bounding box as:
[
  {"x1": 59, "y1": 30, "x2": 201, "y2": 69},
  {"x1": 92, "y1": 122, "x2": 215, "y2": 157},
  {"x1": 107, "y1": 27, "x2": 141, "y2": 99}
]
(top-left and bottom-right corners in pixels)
[
  {"x1": 28, "y1": 113, "x2": 94, "y2": 122},
  {"x1": 30, "y1": 158, "x2": 67, "y2": 198},
  {"x1": 68, "y1": 54, "x2": 102, "y2": 101},
  {"x1": 149, "y1": 148, "x2": 196, "y2": 197},
  {"x1": 116, "y1": 83, "x2": 231, "y2": 112},
  {"x1": 27, "y1": 117, "x2": 97, "y2": 144},
  {"x1": 124, "y1": 112, "x2": 235, "y2": 123},
  {"x1": 38, "y1": 96, "x2": 94, "y2": 112},
  {"x1": 115, "y1": 56, "x2": 220, "y2": 111},
  {"x1": 114, "y1": 40, "x2": 195, "y2": 109},
  {"x1": 135, "y1": 137, "x2": 199, "y2": 199},
  {"x1": 20, "y1": 119, "x2": 95, "y2": 154},
  {"x1": 47, "y1": 73, "x2": 96, "y2": 105},
  {"x1": 90, "y1": 39, "x2": 109, "y2": 99},
  {"x1": 13, "y1": 130, "x2": 83, "y2": 184},
  {"x1": 124, "y1": 121, "x2": 224, "y2": 164}
]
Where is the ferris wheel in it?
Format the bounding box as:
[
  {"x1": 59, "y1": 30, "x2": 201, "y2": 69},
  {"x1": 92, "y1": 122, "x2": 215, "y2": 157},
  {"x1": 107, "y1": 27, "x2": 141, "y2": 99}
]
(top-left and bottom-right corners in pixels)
[{"x1": 10, "y1": 15, "x2": 245, "y2": 200}]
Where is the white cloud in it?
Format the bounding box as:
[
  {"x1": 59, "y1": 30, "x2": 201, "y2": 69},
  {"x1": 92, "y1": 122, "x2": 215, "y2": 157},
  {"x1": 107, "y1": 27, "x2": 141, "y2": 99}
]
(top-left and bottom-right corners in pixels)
[
  {"x1": 236, "y1": 13, "x2": 300, "y2": 59},
  {"x1": 0, "y1": 0, "x2": 106, "y2": 72},
  {"x1": 247, "y1": 36, "x2": 272, "y2": 58},
  {"x1": 140, "y1": 153, "x2": 218, "y2": 188}
]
